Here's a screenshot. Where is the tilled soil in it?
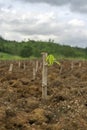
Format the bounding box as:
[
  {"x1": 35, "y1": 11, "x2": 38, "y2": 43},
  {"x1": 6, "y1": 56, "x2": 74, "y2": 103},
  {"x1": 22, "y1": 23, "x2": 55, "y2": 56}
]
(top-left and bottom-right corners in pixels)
[{"x1": 0, "y1": 60, "x2": 87, "y2": 130}]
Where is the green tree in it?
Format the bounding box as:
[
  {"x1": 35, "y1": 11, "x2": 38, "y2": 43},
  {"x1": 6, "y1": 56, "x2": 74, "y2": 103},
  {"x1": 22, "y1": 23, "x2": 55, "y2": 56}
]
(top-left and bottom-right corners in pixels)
[{"x1": 20, "y1": 46, "x2": 32, "y2": 57}]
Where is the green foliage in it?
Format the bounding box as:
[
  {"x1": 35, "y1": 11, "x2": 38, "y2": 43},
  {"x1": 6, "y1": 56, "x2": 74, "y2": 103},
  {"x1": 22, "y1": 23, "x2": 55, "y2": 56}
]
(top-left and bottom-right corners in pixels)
[
  {"x1": 0, "y1": 37, "x2": 87, "y2": 60},
  {"x1": 46, "y1": 54, "x2": 60, "y2": 66}
]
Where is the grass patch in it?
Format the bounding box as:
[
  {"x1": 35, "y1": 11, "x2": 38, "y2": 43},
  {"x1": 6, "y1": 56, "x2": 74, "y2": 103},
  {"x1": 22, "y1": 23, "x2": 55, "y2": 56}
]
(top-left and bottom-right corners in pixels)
[{"x1": 0, "y1": 52, "x2": 22, "y2": 60}]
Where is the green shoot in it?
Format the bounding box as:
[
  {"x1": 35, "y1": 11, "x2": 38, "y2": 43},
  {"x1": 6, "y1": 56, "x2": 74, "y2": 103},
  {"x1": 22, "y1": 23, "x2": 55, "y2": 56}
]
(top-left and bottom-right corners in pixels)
[{"x1": 46, "y1": 54, "x2": 60, "y2": 66}]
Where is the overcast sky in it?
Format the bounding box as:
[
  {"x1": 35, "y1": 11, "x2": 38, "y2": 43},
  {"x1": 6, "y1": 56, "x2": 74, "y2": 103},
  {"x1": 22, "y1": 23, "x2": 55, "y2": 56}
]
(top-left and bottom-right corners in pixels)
[{"x1": 0, "y1": 0, "x2": 87, "y2": 48}]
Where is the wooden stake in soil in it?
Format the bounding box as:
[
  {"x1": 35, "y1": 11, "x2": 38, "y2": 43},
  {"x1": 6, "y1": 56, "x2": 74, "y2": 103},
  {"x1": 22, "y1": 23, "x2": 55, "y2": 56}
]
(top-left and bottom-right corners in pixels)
[
  {"x1": 33, "y1": 67, "x2": 36, "y2": 80},
  {"x1": 32, "y1": 60, "x2": 38, "y2": 80},
  {"x1": 39, "y1": 62, "x2": 42, "y2": 70},
  {"x1": 36, "y1": 60, "x2": 38, "y2": 73},
  {"x1": 79, "y1": 62, "x2": 81, "y2": 67},
  {"x1": 9, "y1": 64, "x2": 13, "y2": 73},
  {"x1": 59, "y1": 65, "x2": 62, "y2": 74},
  {"x1": 18, "y1": 61, "x2": 21, "y2": 68},
  {"x1": 71, "y1": 62, "x2": 74, "y2": 70},
  {"x1": 33, "y1": 61, "x2": 36, "y2": 80},
  {"x1": 23, "y1": 63, "x2": 26, "y2": 70},
  {"x1": 42, "y1": 52, "x2": 48, "y2": 100}
]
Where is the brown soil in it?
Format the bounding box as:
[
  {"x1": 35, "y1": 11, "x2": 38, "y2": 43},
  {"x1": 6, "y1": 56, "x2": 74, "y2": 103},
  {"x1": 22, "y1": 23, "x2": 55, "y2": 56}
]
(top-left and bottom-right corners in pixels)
[{"x1": 0, "y1": 60, "x2": 87, "y2": 130}]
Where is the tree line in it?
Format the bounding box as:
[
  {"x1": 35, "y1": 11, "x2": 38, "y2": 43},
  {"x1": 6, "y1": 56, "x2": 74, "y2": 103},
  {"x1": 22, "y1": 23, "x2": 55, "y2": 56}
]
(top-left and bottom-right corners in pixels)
[{"x1": 0, "y1": 36, "x2": 87, "y2": 59}]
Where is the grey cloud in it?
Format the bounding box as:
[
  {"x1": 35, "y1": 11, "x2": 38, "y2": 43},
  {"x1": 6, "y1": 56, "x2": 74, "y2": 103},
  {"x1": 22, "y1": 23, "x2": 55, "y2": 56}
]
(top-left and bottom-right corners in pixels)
[
  {"x1": 10, "y1": 17, "x2": 87, "y2": 47},
  {"x1": 15, "y1": 0, "x2": 69, "y2": 5},
  {"x1": 0, "y1": 0, "x2": 13, "y2": 10},
  {"x1": 7, "y1": 5, "x2": 13, "y2": 9},
  {"x1": 16, "y1": 0, "x2": 87, "y2": 13},
  {"x1": 69, "y1": 0, "x2": 87, "y2": 13},
  {"x1": 0, "y1": 3, "x2": 4, "y2": 10},
  {"x1": 62, "y1": 35, "x2": 87, "y2": 48},
  {"x1": 13, "y1": 22, "x2": 62, "y2": 35}
]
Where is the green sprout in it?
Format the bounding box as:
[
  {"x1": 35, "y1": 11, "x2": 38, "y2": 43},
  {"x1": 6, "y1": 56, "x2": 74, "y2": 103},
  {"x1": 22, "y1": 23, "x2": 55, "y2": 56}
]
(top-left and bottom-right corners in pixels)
[{"x1": 46, "y1": 54, "x2": 60, "y2": 66}]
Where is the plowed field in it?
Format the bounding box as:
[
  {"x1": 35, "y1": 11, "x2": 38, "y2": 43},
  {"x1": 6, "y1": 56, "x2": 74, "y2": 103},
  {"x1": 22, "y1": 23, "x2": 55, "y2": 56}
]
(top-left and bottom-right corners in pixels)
[{"x1": 0, "y1": 60, "x2": 87, "y2": 130}]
